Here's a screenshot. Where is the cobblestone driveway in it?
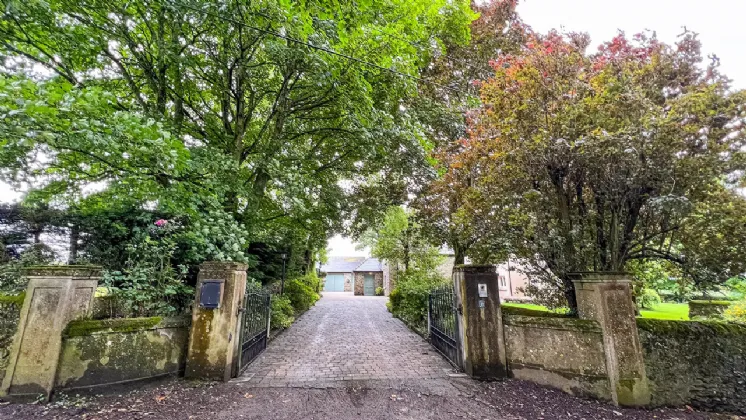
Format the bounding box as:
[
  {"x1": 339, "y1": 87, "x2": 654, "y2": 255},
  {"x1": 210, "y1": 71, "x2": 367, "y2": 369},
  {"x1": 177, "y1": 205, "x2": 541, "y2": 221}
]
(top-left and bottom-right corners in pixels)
[{"x1": 239, "y1": 292, "x2": 453, "y2": 386}]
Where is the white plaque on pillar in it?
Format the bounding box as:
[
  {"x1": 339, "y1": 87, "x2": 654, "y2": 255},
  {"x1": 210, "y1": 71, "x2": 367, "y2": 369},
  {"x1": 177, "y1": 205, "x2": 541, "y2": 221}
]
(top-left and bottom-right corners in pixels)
[{"x1": 478, "y1": 283, "x2": 488, "y2": 297}]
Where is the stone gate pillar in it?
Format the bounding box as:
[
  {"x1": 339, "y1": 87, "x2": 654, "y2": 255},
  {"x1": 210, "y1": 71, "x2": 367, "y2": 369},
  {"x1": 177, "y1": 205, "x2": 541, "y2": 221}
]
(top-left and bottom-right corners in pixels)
[
  {"x1": 185, "y1": 261, "x2": 248, "y2": 381},
  {"x1": 454, "y1": 265, "x2": 508, "y2": 380},
  {"x1": 571, "y1": 272, "x2": 651, "y2": 406},
  {"x1": 0, "y1": 265, "x2": 100, "y2": 401}
]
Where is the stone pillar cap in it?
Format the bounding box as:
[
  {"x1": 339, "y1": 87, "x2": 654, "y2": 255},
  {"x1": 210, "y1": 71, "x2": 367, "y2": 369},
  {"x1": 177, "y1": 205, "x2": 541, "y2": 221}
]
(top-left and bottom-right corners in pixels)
[
  {"x1": 454, "y1": 264, "x2": 496, "y2": 273},
  {"x1": 568, "y1": 272, "x2": 631, "y2": 283},
  {"x1": 22, "y1": 265, "x2": 102, "y2": 278},
  {"x1": 199, "y1": 261, "x2": 249, "y2": 271}
]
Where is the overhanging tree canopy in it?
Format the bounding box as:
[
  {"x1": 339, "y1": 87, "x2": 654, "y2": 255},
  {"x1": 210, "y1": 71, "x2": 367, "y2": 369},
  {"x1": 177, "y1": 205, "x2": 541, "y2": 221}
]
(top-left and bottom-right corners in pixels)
[
  {"x1": 0, "y1": 0, "x2": 476, "y2": 270},
  {"x1": 442, "y1": 30, "x2": 746, "y2": 310}
]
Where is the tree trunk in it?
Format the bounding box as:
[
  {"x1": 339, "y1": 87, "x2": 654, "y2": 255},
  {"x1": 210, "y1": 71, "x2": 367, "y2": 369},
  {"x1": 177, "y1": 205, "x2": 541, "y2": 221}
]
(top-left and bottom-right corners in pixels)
[
  {"x1": 302, "y1": 248, "x2": 311, "y2": 275},
  {"x1": 68, "y1": 224, "x2": 79, "y2": 265},
  {"x1": 562, "y1": 275, "x2": 579, "y2": 315},
  {"x1": 454, "y1": 245, "x2": 465, "y2": 265}
]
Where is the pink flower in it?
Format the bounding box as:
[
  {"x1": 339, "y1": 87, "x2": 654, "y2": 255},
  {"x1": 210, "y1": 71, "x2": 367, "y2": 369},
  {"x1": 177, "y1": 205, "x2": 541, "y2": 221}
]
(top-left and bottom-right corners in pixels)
[{"x1": 154, "y1": 219, "x2": 168, "y2": 227}]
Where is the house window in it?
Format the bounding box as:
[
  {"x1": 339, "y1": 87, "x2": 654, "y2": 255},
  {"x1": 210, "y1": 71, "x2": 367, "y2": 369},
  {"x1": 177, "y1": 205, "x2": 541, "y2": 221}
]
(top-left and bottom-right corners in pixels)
[{"x1": 498, "y1": 275, "x2": 508, "y2": 290}]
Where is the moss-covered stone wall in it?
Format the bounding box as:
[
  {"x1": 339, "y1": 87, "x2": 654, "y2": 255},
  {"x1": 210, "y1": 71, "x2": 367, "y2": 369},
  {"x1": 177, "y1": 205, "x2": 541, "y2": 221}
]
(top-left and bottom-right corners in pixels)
[
  {"x1": 0, "y1": 293, "x2": 24, "y2": 385},
  {"x1": 55, "y1": 316, "x2": 191, "y2": 391},
  {"x1": 688, "y1": 300, "x2": 731, "y2": 320},
  {"x1": 503, "y1": 312, "x2": 611, "y2": 401},
  {"x1": 637, "y1": 318, "x2": 746, "y2": 414}
]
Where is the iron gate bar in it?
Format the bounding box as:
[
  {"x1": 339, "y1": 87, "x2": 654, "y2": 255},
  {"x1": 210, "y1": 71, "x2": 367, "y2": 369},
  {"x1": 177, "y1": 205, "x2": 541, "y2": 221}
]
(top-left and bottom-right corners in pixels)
[
  {"x1": 238, "y1": 290, "x2": 271, "y2": 374},
  {"x1": 428, "y1": 285, "x2": 463, "y2": 370}
]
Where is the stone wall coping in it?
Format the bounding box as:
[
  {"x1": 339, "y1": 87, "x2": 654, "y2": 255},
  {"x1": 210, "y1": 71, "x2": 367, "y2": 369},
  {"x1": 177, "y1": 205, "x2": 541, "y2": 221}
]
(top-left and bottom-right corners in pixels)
[
  {"x1": 689, "y1": 300, "x2": 731, "y2": 306},
  {"x1": 22, "y1": 265, "x2": 102, "y2": 278},
  {"x1": 454, "y1": 264, "x2": 496, "y2": 273},
  {"x1": 199, "y1": 261, "x2": 248, "y2": 271},
  {"x1": 637, "y1": 317, "x2": 746, "y2": 336}
]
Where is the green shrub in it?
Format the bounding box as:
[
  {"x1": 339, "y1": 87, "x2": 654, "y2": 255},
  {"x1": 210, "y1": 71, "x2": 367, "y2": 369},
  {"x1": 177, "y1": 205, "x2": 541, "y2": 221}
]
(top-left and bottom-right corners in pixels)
[
  {"x1": 388, "y1": 269, "x2": 446, "y2": 335},
  {"x1": 284, "y1": 278, "x2": 319, "y2": 312},
  {"x1": 389, "y1": 282, "x2": 430, "y2": 332},
  {"x1": 637, "y1": 289, "x2": 662, "y2": 310},
  {"x1": 726, "y1": 277, "x2": 746, "y2": 300},
  {"x1": 296, "y1": 272, "x2": 322, "y2": 292},
  {"x1": 387, "y1": 287, "x2": 400, "y2": 312},
  {"x1": 270, "y1": 295, "x2": 295, "y2": 329},
  {"x1": 375, "y1": 286, "x2": 384, "y2": 296},
  {"x1": 0, "y1": 244, "x2": 56, "y2": 293},
  {"x1": 101, "y1": 226, "x2": 193, "y2": 317},
  {"x1": 724, "y1": 300, "x2": 746, "y2": 323}
]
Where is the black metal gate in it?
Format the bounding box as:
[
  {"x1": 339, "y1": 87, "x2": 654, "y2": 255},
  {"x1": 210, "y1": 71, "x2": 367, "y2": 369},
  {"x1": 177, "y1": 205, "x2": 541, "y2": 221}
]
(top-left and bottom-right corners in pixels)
[
  {"x1": 238, "y1": 290, "x2": 271, "y2": 374},
  {"x1": 428, "y1": 286, "x2": 463, "y2": 370}
]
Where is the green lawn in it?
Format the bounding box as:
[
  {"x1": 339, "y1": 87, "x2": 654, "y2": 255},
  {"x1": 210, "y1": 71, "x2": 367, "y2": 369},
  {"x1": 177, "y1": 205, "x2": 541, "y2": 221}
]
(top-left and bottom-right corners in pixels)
[
  {"x1": 503, "y1": 302, "x2": 689, "y2": 320},
  {"x1": 502, "y1": 302, "x2": 570, "y2": 315},
  {"x1": 502, "y1": 302, "x2": 550, "y2": 311},
  {"x1": 639, "y1": 303, "x2": 689, "y2": 320}
]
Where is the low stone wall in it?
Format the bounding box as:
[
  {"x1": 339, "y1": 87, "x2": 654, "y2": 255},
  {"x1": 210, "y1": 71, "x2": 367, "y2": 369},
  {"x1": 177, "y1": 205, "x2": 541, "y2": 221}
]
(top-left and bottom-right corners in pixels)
[
  {"x1": 0, "y1": 293, "x2": 24, "y2": 385},
  {"x1": 502, "y1": 307, "x2": 611, "y2": 401},
  {"x1": 637, "y1": 318, "x2": 746, "y2": 414},
  {"x1": 55, "y1": 316, "x2": 190, "y2": 391},
  {"x1": 688, "y1": 300, "x2": 731, "y2": 319}
]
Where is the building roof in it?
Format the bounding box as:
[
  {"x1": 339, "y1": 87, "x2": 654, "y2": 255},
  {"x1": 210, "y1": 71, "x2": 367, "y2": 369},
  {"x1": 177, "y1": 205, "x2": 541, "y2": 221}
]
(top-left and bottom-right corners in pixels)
[
  {"x1": 353, "y1": 257, "x2": 384, "y2": 272},
  {"x1": 320, "y1": 256, "x2": 366, "y2": 273}
]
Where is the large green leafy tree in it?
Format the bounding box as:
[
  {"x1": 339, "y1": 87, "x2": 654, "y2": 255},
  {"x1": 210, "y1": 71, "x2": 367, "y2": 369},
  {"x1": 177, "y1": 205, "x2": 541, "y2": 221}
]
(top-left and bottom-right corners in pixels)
[
  {"x1": 0, "y1": 0, "x2": 475, "y2": 273},
  {"x1": 360, "y1": 206, "x2": 442, "y2": 273},
  {"x1": 448, "y1": 30, "x2": 746, "y2": 310}
]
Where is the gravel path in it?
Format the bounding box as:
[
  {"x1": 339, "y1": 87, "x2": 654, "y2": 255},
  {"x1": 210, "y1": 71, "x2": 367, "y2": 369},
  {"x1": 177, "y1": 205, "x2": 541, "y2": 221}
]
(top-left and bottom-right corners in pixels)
[{"x1": 240, "y1": 292, "x2": 452, "y2": 386}]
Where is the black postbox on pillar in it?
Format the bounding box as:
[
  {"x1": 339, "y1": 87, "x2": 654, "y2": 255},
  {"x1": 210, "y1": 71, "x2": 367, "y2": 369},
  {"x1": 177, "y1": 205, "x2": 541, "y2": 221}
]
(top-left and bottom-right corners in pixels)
[{"x1": 199, "y1": 279, "x2": 225, "y2": 309}]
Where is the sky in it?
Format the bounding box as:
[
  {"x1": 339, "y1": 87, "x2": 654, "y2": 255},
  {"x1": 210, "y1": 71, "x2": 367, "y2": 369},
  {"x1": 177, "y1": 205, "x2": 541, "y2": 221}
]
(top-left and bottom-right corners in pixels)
[
  {"x1": 517, "y1": 0, "x2": 745, "y2": 90},
  {"x1": 0, "y1": 184, "x2": 20, "y2": 203},
  {"x1": 327, "y1": 235, "x2": 370, "y2": 257}
]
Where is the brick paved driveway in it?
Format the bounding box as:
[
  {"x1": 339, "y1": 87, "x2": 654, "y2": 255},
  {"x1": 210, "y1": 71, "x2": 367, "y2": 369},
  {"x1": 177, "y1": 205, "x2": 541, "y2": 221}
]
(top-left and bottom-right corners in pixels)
[{"x1": 239, "y1": 292, "x2": 453, "y2": 386}]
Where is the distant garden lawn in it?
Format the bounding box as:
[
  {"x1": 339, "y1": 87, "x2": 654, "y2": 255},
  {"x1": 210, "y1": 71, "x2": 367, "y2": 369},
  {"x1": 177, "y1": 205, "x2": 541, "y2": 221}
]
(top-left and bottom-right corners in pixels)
[
  {"x1": 639, "y1": 303, "x2": 689, "y2": 320},
  {"x1": 503, "y1": 302, "x2": 689, "y2": 321}
]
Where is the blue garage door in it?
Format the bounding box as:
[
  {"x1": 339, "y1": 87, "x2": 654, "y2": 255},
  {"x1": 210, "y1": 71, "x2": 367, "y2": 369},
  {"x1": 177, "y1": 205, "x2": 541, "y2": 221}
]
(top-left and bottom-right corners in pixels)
[{"x1": 324, "y1": 274, "x2": 345, "y2": 292}]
